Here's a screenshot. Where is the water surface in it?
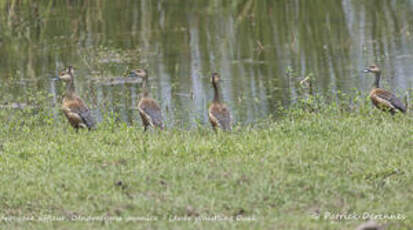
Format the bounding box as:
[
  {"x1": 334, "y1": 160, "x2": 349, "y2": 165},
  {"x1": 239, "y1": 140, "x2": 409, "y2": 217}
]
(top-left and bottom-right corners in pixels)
[{"x1": 1, "y1": 0, "x2": 412, "y2": 127}]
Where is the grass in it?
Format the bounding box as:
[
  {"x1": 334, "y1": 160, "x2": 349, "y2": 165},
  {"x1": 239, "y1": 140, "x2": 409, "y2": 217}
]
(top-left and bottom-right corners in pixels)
[{"x1": 0, "y1": 102, "x2": 412, "y2": 229}]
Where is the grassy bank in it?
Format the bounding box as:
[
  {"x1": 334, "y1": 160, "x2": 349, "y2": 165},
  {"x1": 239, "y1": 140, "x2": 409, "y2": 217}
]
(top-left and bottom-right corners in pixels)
[{"x1": 0, "y1": 104, "x2": 412, "y2": 229}]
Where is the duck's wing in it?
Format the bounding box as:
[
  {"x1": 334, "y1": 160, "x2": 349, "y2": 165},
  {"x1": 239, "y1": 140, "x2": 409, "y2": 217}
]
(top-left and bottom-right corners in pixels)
[
  {"x1": 138, "y1": 98, "x2": 163, "y2": 128},
  {"x1": 66, "y1": 97, "x2": 96, "y2": 129},
  {"x1": 373, "y1": 89, "x2": 406, "y2": 113},
  {"x1": 209, "y1": 103, "x2": 232, "y2": 131}
]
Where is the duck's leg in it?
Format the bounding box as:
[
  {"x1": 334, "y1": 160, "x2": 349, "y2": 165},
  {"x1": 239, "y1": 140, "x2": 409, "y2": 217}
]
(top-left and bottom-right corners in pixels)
[{"x1": 212, "y1": 125, "x2": 217, "y2": 134}]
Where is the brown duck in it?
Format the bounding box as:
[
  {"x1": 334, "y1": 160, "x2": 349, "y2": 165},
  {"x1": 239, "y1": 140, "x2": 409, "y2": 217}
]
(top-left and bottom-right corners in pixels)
[
  {"x1": 208, "y1": 73, "x2": 232, "y2": 132},
  {"x1": 57, "y1": 66, "x2": 96, "y2": 130},
  {"x1": 363, "y1": 65, "x2": 406, "y2": 114},
  {"x1": 130, "y1": 69, "x2": 164, "y2": 131}
]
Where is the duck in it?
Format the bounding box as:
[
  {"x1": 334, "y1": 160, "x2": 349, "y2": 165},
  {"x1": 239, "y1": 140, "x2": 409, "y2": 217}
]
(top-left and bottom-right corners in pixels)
[
  {"x1": 56, "y1": 66, "x2": 96, "y2": 131},
  {"x1": 363, "y1": 65, "x2": 406, "y2": 114},
  {"x1": 129, "y1": 69, "x2": 164, "y2": 131},
  {"x1": 208, "y1": 72, "x2": 232, "y2": 132}
]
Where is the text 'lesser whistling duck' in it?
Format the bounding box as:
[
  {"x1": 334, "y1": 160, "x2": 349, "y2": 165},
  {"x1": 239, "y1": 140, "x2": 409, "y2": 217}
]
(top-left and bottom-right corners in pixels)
[
  {"x1": 208, "y1": 73, "x2": 232, "y2": 132},
  {"x1": 56, "y1": 66, "x2": 96, "y2": 131},
  {"x1": 363, "y1": 65, "x2": 406, "y2": 115},
  {"x1": 129, "y1": 69, "x2": 164, "y2": 131}
]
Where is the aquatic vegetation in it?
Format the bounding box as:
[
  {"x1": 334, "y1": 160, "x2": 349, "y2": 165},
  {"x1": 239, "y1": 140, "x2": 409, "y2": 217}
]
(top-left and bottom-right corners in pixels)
[{"x1": 0, "y1": 1, "x2": 412, "y2": 229}]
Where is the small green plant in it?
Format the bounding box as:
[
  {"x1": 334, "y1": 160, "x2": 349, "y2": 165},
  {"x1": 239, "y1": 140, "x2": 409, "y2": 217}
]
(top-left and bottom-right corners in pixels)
[{"x1": 0, "y1": 101, "x2": 411, "y2": 229}]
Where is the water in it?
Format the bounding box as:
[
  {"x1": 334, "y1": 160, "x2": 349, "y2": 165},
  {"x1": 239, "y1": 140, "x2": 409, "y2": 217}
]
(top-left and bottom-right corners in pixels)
[{"x1": 1, "y1": 0, "x2": 412, "y2": 127}]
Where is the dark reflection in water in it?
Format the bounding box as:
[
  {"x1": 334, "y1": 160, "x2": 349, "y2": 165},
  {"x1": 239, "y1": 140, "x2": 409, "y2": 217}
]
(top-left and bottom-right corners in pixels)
[{"x1": 1, "y1": 0, "x2": 412, "y2": 127}]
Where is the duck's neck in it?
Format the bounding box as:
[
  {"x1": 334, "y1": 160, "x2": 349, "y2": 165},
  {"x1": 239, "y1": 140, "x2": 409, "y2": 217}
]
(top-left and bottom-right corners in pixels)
[
  {"x1": 65, "y1": 80, "x2": 76, "y2": 98},
  {"x1": 142, "y1": 77, "x2": 149, "y2": 98},
  {"x1": 373, "y1": 72, "x2": 381, "y2": 88},
  {"x1": 212, "y1": 81, "x2": 220, "y2": 102}
]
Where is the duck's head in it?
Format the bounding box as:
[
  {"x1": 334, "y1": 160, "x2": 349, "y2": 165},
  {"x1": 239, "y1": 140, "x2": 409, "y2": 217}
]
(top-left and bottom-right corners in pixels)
[
  {"x1": 129, "y1": 69, "x2": 148, "y2": 79},
  {"x1": 58, "y1": 66, "x2": 74, "y2": 82},
  {"x1": 363, "y1": 65, "x2": 381, "y2": 75},
  {"x1": 211, "y1": 72, "x2": 221, "y2": 84}
]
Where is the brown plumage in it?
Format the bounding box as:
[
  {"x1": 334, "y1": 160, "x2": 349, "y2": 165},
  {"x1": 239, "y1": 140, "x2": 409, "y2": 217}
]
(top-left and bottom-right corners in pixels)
[
  {"x1": 57, "y1": 66, "x2": 96, "y2": 130},
  {"x1": 130, "y1": 69, "x2": 163, "y2": 131},
  {"x1": 364, "y1": 65, "x2": 406, "y2": 114},
  {"x1": 208, "y1": 73, "x2": 232, "y2": 132}
]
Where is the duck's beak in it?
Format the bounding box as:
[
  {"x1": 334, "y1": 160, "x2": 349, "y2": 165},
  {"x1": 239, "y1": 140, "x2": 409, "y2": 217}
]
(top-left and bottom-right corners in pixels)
[
  {"x1": 363, "y1": 69, "x2": 370, "y2": 73},
  {"x1": 52, "y1": 76, "x2": 60, "y2": 81}
]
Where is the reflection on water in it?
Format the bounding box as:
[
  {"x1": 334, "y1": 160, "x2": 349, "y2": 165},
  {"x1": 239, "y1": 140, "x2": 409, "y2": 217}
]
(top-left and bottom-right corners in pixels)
[{"x1": 1, "y1": 0, "x2": 412, "y2": 127}]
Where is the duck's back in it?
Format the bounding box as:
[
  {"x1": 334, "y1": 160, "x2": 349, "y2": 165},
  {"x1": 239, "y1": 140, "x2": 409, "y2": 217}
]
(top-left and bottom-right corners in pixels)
[
  {"x1": 208, "y1": 102, "x2": 232, "y2": 131},
  {"x1": 138, "y1": 97, "x2": 163, "y2": 128},
  {"x1": 370, "y1": 88, "x2": 406, "y2": 113},
  {"x1": 63, "y1": 96, "x2": 96, "y2": 129}
]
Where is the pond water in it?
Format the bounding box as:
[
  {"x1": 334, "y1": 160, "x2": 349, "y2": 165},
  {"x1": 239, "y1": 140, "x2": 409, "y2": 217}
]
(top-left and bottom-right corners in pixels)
[{"x1": 1, "y1": 0, "x2": 413, "y2": 127}]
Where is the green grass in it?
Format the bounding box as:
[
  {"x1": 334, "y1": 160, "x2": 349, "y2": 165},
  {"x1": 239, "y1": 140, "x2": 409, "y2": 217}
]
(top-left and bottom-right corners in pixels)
[{"x1": 0, "y1": 105, "x2": 412, "y2": 229}]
